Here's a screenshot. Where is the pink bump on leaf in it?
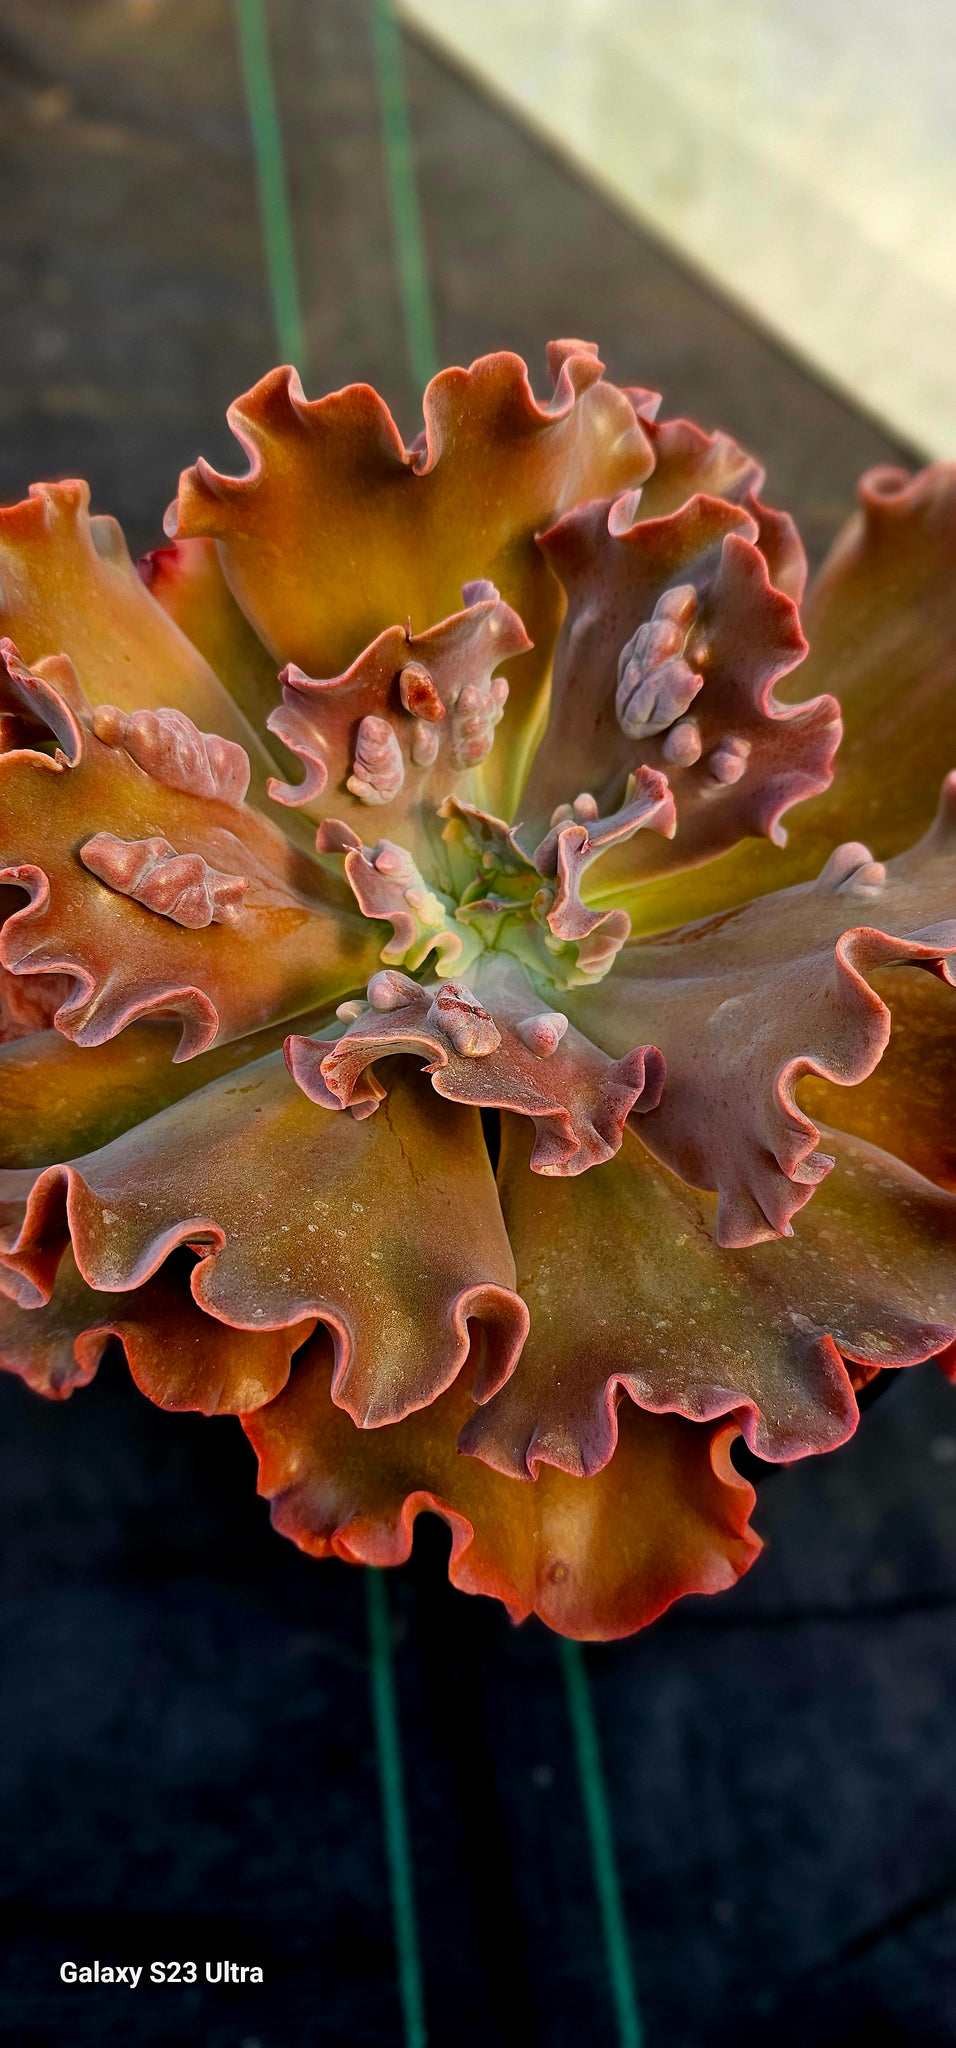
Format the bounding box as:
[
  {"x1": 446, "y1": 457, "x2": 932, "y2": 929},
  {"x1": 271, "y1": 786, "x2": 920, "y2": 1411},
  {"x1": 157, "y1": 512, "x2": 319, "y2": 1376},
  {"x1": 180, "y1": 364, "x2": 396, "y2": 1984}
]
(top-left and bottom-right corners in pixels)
[
  {"x1": 815, "y1": 842, "x2": 887, "y2": 897},
  {"x1": 424, "y1": 983, "x2": 501, "y2": 1057},
  {"x1": 399, "y1": 662, "x2": 445, "y2": 721},
  {"x1": 80, "y1": 832, "x2": 249, "y2": 929},
  {"x1": 367, "y1": 968, "x2": 420, "y2": 1011},
  {"x1": 448, "y1": 671, "x2": 509, "y2": 770},
  {"x1": 287, "y1": 966, "x2": 666, "y2": 1177},
  {"x1": 411, "y1": 721, "x2": 441, "y2": 767},
  {"x1": 615, "y1": 584, "x2": 700, "y2": 739},
  {"x1": 662, "y1": 720, "x2": 702, "y2": 767},
  {"x1": 346, "y1": 715, "x2": 405, "y2": 806},
  {"x1": 516, "y1": 1011, "x2": 569, "y2": 1057},
  {"x1": 707, "y1": 735, "x2": 752, "y2": 787},
  {"x1": 91, "y1": 703, "x2": 250, "y2": 806},
  {"x1": 265, "y1": 585, "x2": 531, "y2": 837},
  {"x1": 526, "y1": 494, "x2": 837, "y2": 885}
]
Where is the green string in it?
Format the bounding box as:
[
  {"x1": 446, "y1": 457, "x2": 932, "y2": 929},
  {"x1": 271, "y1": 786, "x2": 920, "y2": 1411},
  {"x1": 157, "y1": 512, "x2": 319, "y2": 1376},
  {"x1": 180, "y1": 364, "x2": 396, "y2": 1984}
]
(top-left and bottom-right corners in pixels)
[
  {"x1": 366, "y1": 1568, "x2": 428, "y2": 2047},
  {"x1": 369, "y1": 0, "x2": 439, "y2": 391},
  {"x1": 560, "y1": 1640, "x2": 644, "y2": 2048},
  {"x1": 234, "y1": 0, "x2": 306, "y2": 370}
]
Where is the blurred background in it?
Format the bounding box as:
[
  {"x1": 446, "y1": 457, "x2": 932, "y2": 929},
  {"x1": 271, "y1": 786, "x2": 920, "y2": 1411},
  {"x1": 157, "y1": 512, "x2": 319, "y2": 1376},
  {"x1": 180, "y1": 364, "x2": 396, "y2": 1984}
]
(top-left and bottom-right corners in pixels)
[{"x1": 1, "y1": 4, "x2": 956, "y2": 2044}]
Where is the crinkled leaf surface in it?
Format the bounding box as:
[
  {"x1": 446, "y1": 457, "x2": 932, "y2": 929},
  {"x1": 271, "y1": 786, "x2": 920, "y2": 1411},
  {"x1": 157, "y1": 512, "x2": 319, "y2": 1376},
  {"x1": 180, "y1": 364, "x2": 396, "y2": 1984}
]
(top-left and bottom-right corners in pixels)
[
  {"x1": 266, "y1": 584, "x2": 530, "y2": 861},
  {"x1": 0, "y1": 481, "x2": 281, "y2": 809},
  {"x1": 168, "y1": 344, "x2": 653, "y2": 815},
  {"x1": 0, "y1": 665, "x2": 374, "y2": 1056},
  {"x1": 0, "y1": 1244, "x2": 305, "y2": 1414},
  {"x1": 628, "y1": 463, "x2": 956, "y2": 933},
  {"x1": 523, "y1": 494, "x2": 836, "y2": 905},
  {"x1": 243, "y1": 1327, "x2": 760, "y2": 1641},
  {"x1": 463, "y1": 1115, "x2": 956, "y2": 1477},
  {"x1": 0, "y1": 1057, "x2": 527, "y2": 1429},
  {"x1": 575, "y1": 796, "x2": 956, "y2": 1243}
]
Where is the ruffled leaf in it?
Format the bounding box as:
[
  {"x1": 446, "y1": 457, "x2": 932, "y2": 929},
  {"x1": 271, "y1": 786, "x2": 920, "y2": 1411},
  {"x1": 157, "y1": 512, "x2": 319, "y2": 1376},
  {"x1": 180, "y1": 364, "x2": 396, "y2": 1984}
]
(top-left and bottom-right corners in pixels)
[
  {"x1": 0, "y1": 646, "x2": 375, "y2": 1057},
  {"x1": 0, "y1": 479, "x2": 281, "y2": 809},
  {"x1": 797, "y1": 963, "x2": 956, "y2": 1192},
  {"x1": 9, "y1": 346, "x2": 956, "y2": 1642},
  {"x1": 0, "y1": 960, "x2": 74, "y2": 1044},
  {"x1": 622, "y1": 395, "x2": 806, "y2": 598},
  {"x1": 167, "y1": 343, "x2": 653, "y2": 814},
  {"x1": 317, "y1": 822, "x2": 480, "y2": 979},
  {"x1": 463, "y1": 1116, "x2": 956, "y2": 1476},
  {"x1": 523, "y1": 494, "x2": 837, "y2": 906},
  {"x1": 575, "y1": 789, "x2": 956, "y2": 1244},
  {"x1": 530, "y1": 770, "x2": 676, "y2": 939},
  {"x1": 631, "y1": 405, "x2": 761, "y2": 518},
  {"x1": 436, "y1": 774, "x2": 674, "y2": 990},
  {"x1": 243, "y1": 1327, "x2": 760, "y2": 1640},
  {"x1": 622, "y1": 398, "x2": 808, "y2": 600},
  {"x1": 631, "y1": 460, "x2": 956, "y2": 933},
  {"x1": 0, "y1": 1245, "x2": 305, "y2": 1413},
  {"x1": 0, "y1": 1057, "x2": 527, "y2": 1430},
  {"x1": 265, "y1": 583, "x2": 530, "y2": 860},
  {"x1": 796, "y1": 466, "x2": 956, "y2": 861},
  {"x1": 289, "y1": 960, "x2": 664, "y2": 1177}
]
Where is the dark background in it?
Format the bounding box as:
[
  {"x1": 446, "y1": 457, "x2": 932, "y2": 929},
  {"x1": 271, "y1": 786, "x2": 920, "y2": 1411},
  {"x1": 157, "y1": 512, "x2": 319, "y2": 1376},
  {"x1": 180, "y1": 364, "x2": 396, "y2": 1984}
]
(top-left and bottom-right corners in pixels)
[{"x1": 1, "y1": 4, "x2": 956, "y2": 2044}]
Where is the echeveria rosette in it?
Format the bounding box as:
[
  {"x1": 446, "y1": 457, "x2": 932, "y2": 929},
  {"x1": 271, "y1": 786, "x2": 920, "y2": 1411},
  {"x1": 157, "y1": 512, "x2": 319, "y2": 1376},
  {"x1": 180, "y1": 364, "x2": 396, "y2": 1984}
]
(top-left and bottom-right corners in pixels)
[{"x1": 2, "y1": 342, "x2": 956, "y2": 1642}]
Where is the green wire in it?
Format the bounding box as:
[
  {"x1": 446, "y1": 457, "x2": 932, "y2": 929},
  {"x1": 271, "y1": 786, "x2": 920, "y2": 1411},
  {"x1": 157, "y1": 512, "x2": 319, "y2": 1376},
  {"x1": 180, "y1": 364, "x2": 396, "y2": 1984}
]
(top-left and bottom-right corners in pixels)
[
  {"x1": 366, "y1": 1568, "x2": 428, "y2": 2048},
  {"x1": 369, "y1": 0, "x2": 439, "y2": 391},
  {"x1": 234, "y1": 0, "x2": 306, "y2": 370},
  {"x1": 560, "y1": 1640, "x2": 644, "y2": 2048}
]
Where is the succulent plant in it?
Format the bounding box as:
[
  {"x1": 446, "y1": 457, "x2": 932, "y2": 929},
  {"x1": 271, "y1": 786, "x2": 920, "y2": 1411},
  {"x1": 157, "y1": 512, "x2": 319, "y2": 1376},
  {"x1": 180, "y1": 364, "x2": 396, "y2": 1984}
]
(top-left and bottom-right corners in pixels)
[{"x1": 2, "y1": 340, "x2": 955, "y2": 1639}]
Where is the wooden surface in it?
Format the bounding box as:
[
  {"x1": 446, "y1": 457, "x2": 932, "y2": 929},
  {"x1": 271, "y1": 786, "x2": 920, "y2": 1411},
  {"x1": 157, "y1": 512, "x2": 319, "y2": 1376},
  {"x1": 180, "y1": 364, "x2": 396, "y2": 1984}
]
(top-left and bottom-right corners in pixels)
[{"x1": 1, "y1": 6, "x2": 954, "y2": 2045}]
